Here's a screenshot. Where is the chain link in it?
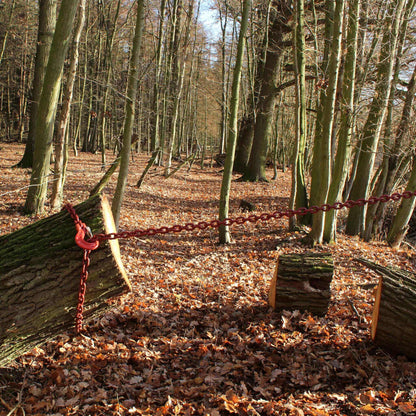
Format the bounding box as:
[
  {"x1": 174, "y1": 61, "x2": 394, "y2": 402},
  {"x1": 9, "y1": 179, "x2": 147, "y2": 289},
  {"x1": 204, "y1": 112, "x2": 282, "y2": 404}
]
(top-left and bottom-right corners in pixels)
[
  {"x1": 65, "y1": 189, "x2": 416, "y2": 332},
  {"x1": 85, "y1": 189, "x2": 416, "y2": 243},
  {"x1": 76, "y1": 249, "x2": 91, "y2": 333}
]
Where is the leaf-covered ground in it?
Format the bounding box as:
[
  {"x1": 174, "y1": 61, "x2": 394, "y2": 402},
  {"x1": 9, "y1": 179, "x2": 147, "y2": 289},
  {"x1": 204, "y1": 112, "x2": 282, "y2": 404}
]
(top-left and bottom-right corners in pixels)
[{"x1": 1, "y1": 143, "x2": 415, "y2": 416}]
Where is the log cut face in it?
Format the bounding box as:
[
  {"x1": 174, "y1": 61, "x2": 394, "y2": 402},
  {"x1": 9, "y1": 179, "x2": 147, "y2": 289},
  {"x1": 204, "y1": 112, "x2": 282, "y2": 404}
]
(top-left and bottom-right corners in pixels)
[
  {"x1": 358, "y1": 258, "x2": 416, "y2": 361},
  {"x1": 0, "y1": 195, "x2": 130, "y2": 367},
  {"x1": 269, "y1": 253, "x2": 334, "y2": 316}
]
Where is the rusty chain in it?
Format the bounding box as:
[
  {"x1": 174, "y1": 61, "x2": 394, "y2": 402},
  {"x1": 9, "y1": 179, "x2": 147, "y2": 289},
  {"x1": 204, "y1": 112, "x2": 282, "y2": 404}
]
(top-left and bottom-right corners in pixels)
[{"x1": 65, "y1": 189, "x2": 416, "y2": 332}]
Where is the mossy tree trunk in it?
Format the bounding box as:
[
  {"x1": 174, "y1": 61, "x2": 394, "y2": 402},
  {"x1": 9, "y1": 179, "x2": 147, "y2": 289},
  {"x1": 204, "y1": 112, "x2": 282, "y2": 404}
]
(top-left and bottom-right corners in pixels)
[
  {"x1": 15, "y1": 0, "x2": 57, "y2": 169},
  {"x1": 50, "y1": 0, "x2": 86, "y2": 210},
  {"x1": 241, "y1": 4, "x2": 291, "y2": 182},
  {"x1": 0, "y1": 195, "x2": 130, "y2": 367},
  {"x1": 358, "y1": 258, "x2": 416, "y2": 361},
  {"x1": 269, "y1": 253, "x2": 334, "y2": 316},
  {"x1": 323, "y1": 0, "x2": 360, "y2": 243},
  {"x1": 309, "y1": 0, "x2": 345, "y2": 244},
  {"x1": 345, "y1": 0, "x2": 407, "y2": 236},
  {"x1": 290, "y1": 0, "x2": 309, "y2": 229},
  {"x1": 387, "y1": 154, "x2": 416, "y2": 248},
  {"x1": 218, "y1": 0, "x2": 251, "y2": 244},
  {"x1": 24, "y1": 0, "x2": 80, "y2": 215},
  {"x1": 111, "y1": 0, "x2": 145, "y2": 228}
]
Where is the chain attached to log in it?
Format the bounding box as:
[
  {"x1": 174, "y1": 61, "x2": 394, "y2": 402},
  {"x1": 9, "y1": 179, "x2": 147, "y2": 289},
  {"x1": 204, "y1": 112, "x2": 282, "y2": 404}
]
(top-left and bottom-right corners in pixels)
[
  {"x1": 64, "y1": 203, "x2": 100, "y2": 333},
  {"x1": 65, "y1": 189, "x2": 416, "y2": 332}
]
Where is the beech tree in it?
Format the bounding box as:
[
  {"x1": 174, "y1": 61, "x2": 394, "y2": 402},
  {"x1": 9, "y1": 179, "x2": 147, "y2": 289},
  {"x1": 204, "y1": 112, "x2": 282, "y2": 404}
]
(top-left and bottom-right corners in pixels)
[
  {"x1": 322, "y1": 0, "x2": 361, "y2": 243},
  {"x1": 218, "y1": 0, "x2": 251, "y2": 244},
  {"x1": 50, "y1": 0, "x2": 86, "y2": 210},
  {"x1": 24, "y1": 0, "x2": 80, "y2": 215},
  {"x1": 15, "y1": 0, "x2": 57, "y2": 169},
  {"x1": 345, "y1": 0, "x2": 407, "y2": 236},
  {"x1": 289, "y1": 0, "x2": 308, "y2": 230},
  {"x1": 112, "y1": 0, "x2": 145, "y2": 228},
  {"x1": 241, "y1": 2, "x2": 292, "y2": 182},
  {"x1": 308, "y1": 0, "x2": 344, "y2": 244}
]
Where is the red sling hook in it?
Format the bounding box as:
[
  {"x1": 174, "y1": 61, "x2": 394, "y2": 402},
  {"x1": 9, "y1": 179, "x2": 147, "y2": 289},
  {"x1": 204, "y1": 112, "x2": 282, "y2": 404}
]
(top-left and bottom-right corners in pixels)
[{"x1": 75, "y1": 223, "x2": 100, "y2": 251}]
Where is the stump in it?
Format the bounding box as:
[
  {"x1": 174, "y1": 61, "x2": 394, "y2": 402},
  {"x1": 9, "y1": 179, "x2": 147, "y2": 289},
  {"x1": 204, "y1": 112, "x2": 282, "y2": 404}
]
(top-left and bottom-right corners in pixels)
[
  {"x1": 269, "y1": 253, "x2": 334, "y2": 316},
  {"x1": 357, "y1": 258, "x2": 416, "y2": 360},
  {"x1": 0, "y1": 194, "x2": 131, "y2": 367}
]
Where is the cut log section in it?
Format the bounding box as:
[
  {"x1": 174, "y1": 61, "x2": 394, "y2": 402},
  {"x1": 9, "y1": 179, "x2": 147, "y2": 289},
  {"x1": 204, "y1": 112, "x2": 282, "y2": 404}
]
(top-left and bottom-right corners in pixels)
[
  {"x1": 357, "y1": 258, "x2": 416, "y2": 361},
  {"x1": 269, "y1": 253, "x2": 334, "y2": 316},
  {"x1": 0, "y1": 194, "x2": 131, "y2": 367}
]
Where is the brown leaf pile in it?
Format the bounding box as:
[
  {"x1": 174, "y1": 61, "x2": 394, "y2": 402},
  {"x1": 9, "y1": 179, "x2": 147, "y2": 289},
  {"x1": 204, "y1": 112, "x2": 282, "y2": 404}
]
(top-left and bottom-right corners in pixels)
[{"x1": 1, "y1": 144, "x2": 415, "y2": 415}]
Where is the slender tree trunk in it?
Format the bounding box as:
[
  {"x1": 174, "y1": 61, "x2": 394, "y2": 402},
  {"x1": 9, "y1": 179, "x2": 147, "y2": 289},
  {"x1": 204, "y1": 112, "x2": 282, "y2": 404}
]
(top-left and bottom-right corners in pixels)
[
  {"x1": 289, "y1": 0, "x2": 309, "y2": 230},
  {"x1": 309, "y1": 0, "x2": 345, "y2": 244},
  {"x1": 242, "y1": 4, "x2": 291, "y2": 182},
  {"x1": 323, "y1": 0, "x2": 360, "y2": 242},
  {"x1": 219, "y1": 0, "x2": 251, "y2": 244},
  {"x1": 50, "y1": 0, "x2": 86, "y2": 210},
  {"x1": 150, "y1": 0, "x2": 166, "y2": 155},
  {"x1": 111, "y1": 1, "x2": 145, "y2": 228},
  {"x1": 308, "y1": 0, "x2": 335, "y2": 210},
  {"x1": 24, "y1": 0, "x2": 80, "y2": 215},
  {"x1": 363, "y1": 0, "x2": 416, "y2": 240},
  {"x1": 387, "y1": 154, "x2": 416, "y2": 249},
  {"x1": 0, "y1": 0, "x2": 16, "y2": 67},
  {"x1": 218, "y1": 1, "x2": 229, "y2": 155},
  {"x1": 345, "y1": 0, "x2": 407, "y2": 236},
  {"x1": 15, "y1": 0, "x2": 57, "y2": 169}
]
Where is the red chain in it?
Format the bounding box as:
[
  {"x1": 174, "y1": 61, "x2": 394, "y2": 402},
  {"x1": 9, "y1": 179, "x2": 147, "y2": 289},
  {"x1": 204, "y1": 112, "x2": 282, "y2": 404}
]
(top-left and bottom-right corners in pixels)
[
  {"x1": 76, "y1": 249, "x2": 91, "y2": 333},
  {"x1": 64, "y1": 203, "x2": 97, "y2": 333},
  {"x1": 65, "y1": 189, "x2": 416, "y2": 332},
  {"x1": 90, "y1": 190, "x2": 416, "y2": 243}
]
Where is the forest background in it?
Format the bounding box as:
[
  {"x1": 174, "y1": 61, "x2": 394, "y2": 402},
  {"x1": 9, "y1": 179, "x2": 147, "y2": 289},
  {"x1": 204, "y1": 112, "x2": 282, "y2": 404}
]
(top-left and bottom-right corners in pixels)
[
  {"x1": 1, "y1": 0, "x2": 416, "y2": 414},
  {"x1": 1, "y1": 0, "x2": 416, "y2": 246}
]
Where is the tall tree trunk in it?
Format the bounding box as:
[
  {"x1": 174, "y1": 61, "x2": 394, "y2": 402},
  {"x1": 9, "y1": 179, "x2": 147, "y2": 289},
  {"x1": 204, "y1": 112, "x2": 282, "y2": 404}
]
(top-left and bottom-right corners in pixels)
[
  {"x1": 345, "y1": 0, "x2": 407, "y2": 236},
  {"x1": 387, "y1": 154, "x2": 416, "y2": 249},
  {"x1": 218, "y1": 0, "x2": 229, "y2": 155},
  {"x1": 289, "y1": 0, "x2": 309, "y2": 229},
  {"x1": 363, "y1": 0, "x2": 416, "y2": 241},
  {"x1": 218, "y1": 0, "x2": 251, "y2": 244},
  {"x1": 323, "y1": 0, "x2": 360, "y2": 242},
  {"x1": 150, "y1": 0, "x2": 167, "y2": 155},
  {"x1": 242, "y1": 3, "x2": 291, "y2": 182},
  {"x1": 14, "y1": 0, "x2": 57, "y2": 169},
  {"x1": 234, "y1": 1, "x2": 272, "y2": 174},
  {"x1": 309, "y1": 0, "x2": 345, "y2": 244},
  {"x1": 111, "y1": 0, "x2": 145, "y2": 228},
  {"x1": 24, "y1": 0, "x2": 80, "y2": 215},
  {"x1": 99, "y1": 0, "x2": 122, "y2": 168},
  {"x1": 50, "y1": 0, "x2": 86, "y2": 210},
  {"x1": 308, "y1": 0, "x2": 335, "y2": 211},
  {"x1": 0, "y1": 0, "x2": 16, "y2": 67}
]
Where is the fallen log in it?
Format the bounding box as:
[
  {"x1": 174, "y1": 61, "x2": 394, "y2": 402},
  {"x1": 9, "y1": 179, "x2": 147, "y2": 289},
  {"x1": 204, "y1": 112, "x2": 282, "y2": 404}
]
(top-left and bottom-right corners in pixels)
[
  {"x1": 269, "y1": 252, "x2": 334, "y2": 316},
  {"x1": 357, "y1": 258, "x2": 416, "y2": 361},
  {"x1": 0, "y1": 194, "x2": 130, "y2": 367}
]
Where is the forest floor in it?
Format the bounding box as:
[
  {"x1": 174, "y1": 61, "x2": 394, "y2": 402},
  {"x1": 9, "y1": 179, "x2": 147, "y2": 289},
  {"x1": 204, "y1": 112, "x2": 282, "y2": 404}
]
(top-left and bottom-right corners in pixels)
[{"x1": 0, "y1": 143, "x2": 416, "y2": 416}]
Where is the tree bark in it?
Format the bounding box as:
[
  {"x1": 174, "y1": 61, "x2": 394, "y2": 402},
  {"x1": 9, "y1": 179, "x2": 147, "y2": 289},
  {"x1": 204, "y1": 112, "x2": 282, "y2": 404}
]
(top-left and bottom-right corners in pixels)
[
  {"x1": 14, "y1": 0, "x2": 57, "y2": 169},
  {"x1": 290, "y1": 0, "x2": 309, "y2": 229},
  {"x1": 24, "y1": 0, "x2": 80, "y2": 215},
  {"x1": 0, "y1": 194, "x2": 130, "y2": 367},
  {"x1": 112, "y1": 0, "x2": 145, "y2": 228},
  {"x1": 309, "y1": 0, "x2": 345, "y2": 244},
  {"x1": 268, "y1": 253, "x2": 334, "y2": 316},
  {"x1": 357, "y1": 258, "x2": 416, "y2": 360},
  {"x1": 323, "y1": 0, "x2": 360, "y2": 243},
  {"x1": 387, "y1": 154, "x2": 416, "y2": 249},
  {"x1": 218, "y1": 0, "x2": 251, "y2": 244},
  {"x1": 242, "y1": 3, "x2": 291, "y2": 182},
  {"x1": 345, "y1": 0, "x2": 406, "y2": 236},
  {"x1": 50, "y1": 0, "x2": 86, "y2": 210}
]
